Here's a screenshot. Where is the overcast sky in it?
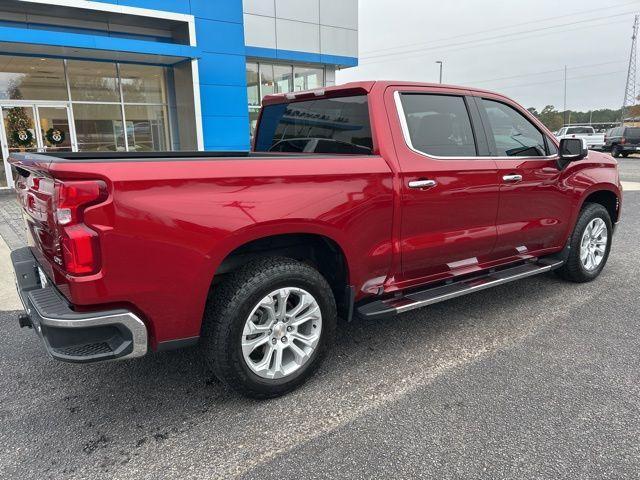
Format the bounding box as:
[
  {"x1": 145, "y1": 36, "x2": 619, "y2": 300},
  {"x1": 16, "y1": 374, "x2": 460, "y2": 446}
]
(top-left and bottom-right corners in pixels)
[{"x1": 336, "y1": 0, "x2": 639, "y2": 112}]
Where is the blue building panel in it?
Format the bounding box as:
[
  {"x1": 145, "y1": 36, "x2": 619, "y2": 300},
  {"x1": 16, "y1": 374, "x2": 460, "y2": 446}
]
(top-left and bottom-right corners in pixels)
[
  {"x1": 197, "y1": 53, "x2": 247, "y2": 86},
  {"x1": 91, "y1": 0, "x2": 191, "y2": 14},
  {"x1": 0, "y1": 25, "x2": 199, "y2": 61},
  {"x1": 202, "y1": 115, "x2": 250, "y2": 150},
  {"x1": 199, "y1": 85, "x2": 250, "y2": 117},
  {"x1": 190, "y1": 0, "x2": 244, "y2": 23},
  {"x1": 195, "y1": 19, "x2": 246, "y2": 55}
]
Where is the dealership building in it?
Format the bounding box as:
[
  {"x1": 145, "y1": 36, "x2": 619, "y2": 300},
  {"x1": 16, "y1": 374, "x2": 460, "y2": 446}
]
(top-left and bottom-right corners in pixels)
[{"x1": 0, "y1": 0, "x2": 358, "y2": 188}]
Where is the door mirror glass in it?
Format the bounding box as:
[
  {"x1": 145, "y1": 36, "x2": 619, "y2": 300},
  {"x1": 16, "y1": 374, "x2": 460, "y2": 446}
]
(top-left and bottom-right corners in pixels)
[{"x1": 559, "y1": 137, "x2": 587, "y2": 161}]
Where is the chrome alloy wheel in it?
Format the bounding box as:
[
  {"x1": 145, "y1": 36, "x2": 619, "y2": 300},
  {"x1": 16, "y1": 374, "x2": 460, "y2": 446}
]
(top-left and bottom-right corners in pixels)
[
  {"x1": 241, "y1": 288, "x2": 322, "y2": 379},
  {"x1": 580, "y1": 217, "x2": 608, "y2": 272}
]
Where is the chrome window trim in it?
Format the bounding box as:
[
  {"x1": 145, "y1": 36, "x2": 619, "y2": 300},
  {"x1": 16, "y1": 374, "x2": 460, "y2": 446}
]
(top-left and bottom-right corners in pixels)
[{"x1": 393, "y1": 91, "x2": 558, "y2": 161}]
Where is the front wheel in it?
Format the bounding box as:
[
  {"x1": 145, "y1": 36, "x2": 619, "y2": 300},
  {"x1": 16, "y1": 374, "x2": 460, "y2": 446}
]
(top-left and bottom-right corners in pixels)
[
  {"x1": 556, "y1": 203, "x2": 612, "y2": 283},
  {"x1": 201, "y1": 257, "x2": 337, "y2": 399}
]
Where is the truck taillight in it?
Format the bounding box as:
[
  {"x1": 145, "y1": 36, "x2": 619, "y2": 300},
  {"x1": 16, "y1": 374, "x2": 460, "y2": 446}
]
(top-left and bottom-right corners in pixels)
[
  {"x1": 620, "y1": 137, "x2": 627, "y2": 145},
  {"x1": 54, "y1": 180, "x2": 107, "y2": 275}
]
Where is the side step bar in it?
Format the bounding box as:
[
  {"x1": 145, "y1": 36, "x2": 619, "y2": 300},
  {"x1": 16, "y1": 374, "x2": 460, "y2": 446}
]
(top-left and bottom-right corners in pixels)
[{"x1": 357, "y1": 257, "x2": 564, "y2": 320}]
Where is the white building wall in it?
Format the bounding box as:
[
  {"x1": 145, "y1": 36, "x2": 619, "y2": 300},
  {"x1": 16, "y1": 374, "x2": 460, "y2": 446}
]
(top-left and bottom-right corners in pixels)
[{"x1": 242, "y1": 0, "x2": 358, "y2": 59}]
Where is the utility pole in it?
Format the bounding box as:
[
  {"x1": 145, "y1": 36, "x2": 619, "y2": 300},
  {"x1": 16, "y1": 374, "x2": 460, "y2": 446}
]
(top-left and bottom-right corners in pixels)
[
  {"x1": 621, "y1": 14, "x2": 639, "y2": 125},
  {"x1": 563, "y1": 65, "x2": 568, "y2": 126},
  {"x1": 436, "y1": 61, "x2": 443, "y2": 84}
]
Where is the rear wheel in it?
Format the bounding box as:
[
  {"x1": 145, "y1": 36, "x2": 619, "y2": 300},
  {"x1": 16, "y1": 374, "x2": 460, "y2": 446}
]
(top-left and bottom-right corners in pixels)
[
  {"x1": 201, "y1": 257, "x2": 337, "y2": 399},
  {"x1": 622, "y1": 152, "x2": 630, "y2": 158},
  {"x1": 556, "y1": 203, "x2": 612, "y2": 283},
  {"x1": 611, "y1": 145, "x2": 621, "y2": 158}
]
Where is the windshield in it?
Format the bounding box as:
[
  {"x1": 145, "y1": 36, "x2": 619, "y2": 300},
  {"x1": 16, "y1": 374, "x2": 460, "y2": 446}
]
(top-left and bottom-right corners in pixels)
[{"x1": 255, "y1": 95, "x2": 373, "y2": 154}]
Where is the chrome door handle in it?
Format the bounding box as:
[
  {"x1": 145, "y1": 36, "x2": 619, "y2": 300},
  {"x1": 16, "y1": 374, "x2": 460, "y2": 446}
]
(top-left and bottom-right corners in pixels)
[
  {"x1": 408, "y1": 179, "x2": 437, "y2": 189},
  {"x1": 502, "y1": 174, "x2": 523, "y2": 183}
]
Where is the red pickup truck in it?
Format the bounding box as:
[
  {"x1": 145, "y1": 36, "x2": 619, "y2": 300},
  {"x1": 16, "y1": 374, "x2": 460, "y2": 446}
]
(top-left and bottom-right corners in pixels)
[{"x1": 10, "y1": 81, "x2": 622, "y2": 398}]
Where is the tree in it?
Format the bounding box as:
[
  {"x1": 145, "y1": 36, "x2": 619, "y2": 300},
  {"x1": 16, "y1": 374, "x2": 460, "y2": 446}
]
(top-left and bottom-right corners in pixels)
[{"x1": 528, "y1": 104, "x2": 623, "y2": 130}]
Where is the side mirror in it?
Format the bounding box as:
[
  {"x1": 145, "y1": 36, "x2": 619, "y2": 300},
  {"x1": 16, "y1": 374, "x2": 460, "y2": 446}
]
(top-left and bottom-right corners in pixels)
[
  {"x1": 559, "y1": 138, "x2": 588, "y2": 162},
  {"x1": 557, "y1": 138, "x2": 587, "y2": 169}
]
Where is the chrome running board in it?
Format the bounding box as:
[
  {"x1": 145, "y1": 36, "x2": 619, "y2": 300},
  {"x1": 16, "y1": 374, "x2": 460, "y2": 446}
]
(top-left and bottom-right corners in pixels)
[{"x1": 357, "y1": 257, "x2": 564, "y2": 320}]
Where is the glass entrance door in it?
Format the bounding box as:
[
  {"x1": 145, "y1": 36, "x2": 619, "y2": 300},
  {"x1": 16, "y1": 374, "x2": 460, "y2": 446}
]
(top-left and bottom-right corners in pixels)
[
  {"x1": 36, "y1": 106, "x2": 74, "y2": 154},
  {"x1": 0, "y1": 104, "x2": 75, "y2": 188}
]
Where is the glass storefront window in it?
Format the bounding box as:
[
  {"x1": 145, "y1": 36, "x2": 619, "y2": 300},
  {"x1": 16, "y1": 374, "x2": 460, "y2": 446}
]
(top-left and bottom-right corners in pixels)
[
  {"x1": 73, "y1": 103, "x2": 125, "y2": 152},
  {"x1": 247, "y1": 61, "x2": 326, "y2": 141},
  {"x1": 0, "y1": 55, "x2": 181, "y2": 188},
  {"x1": 67, "y1": 60, "x2": 120, "y2": 102},
  {"x1": 119, "y1": 63, "x2": 166, "y2": 104},
  {"x1": 247, "y1": 62, "x2": 260, "y2": 107},
  {"x1": 1, "y1": 105, "x2": 37, "y2": 187},
  {"x1": 38, "y1": 106, "x2": 72, "y2": 152},
  {"x1": 0, "y1": 57, "x2": 67, "y2": 101},
  {"x1": 294, "y1": 67, "x2": 324, "y2": 91},
  {"x1": 249, "y1": 106, "x2": 260, "y2": 140},
  {"x1": 124, "y1": 105, "x2": 169, "y2": 152},
  {"x1": 260, "y1": 64, "x2": 275, "y2": 98},
  {"x1": 274, "y1": 65, "x2": 293, "y2": 94}
]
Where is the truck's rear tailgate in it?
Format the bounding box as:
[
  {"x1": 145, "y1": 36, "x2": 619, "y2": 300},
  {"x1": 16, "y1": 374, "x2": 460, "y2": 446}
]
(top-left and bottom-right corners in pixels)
[{"x1": 10, "y1": 155, "x2": 60, "y2": 284}]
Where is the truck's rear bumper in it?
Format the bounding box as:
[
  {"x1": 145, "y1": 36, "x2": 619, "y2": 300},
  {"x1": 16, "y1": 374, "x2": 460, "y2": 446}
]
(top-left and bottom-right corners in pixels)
[{"x1": 10, "y1": 247, "x2": 148, "y2": 363}]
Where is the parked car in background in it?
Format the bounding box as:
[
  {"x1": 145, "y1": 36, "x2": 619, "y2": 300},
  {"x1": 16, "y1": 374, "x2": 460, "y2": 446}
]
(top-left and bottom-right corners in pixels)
[
  {"x1": 604, "y1": 125, "x2": 640, "y2": 157},
  {"x1": 556, "y1": 126, "x2": 605, "y2": 150},
  {"x1": 9, "y1": 81, "x2": 622, "y2": 398}
]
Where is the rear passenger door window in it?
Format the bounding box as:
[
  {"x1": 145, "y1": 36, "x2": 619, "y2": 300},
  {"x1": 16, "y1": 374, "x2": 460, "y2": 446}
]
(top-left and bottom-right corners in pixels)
[
  {"x1": 398, "y1": 93, "x2": 477, "y2": 157},
  {"x1": 481, "y1": 99, "x2": 546, "y2": 157}
]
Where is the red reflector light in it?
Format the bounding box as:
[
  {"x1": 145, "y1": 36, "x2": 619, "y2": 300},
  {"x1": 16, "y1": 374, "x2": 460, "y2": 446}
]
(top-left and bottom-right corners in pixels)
[
  {"x1": 620, "y1": 137, "x2": 627, "y2": 145},
  {"x1": 61, "y1": 224, "x2": 100, "y2": 275}
]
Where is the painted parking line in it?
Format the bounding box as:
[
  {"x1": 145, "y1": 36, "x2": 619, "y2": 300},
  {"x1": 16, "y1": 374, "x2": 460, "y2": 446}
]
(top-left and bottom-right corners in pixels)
[{"x1": 622, "y1": 181, "x2": 640, "y2": 191}]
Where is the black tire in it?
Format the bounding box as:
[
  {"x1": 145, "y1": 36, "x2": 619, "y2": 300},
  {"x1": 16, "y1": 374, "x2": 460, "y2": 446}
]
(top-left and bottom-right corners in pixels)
[
  {"x1": 556, "y1": 203, "x2": 612, "y2": 283},
  {"x1": 201, "y1": 257, "x2": 337, "y2": 399},
  {"x1": 611, "y1": 145, "x2": 621, "y2": 158}
]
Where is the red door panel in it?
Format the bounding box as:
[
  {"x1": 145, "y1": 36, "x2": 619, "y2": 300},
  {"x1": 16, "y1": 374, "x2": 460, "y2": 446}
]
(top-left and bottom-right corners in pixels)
[
  {"x1": 493, "y1": 159, "x2": 572, "y2": 258},
  {"x1": 477, "y1": 95, "x2": 573, "y2": 259},
  {"x1": 385, "y1": 87, "x2": 501, "y2": 288}
]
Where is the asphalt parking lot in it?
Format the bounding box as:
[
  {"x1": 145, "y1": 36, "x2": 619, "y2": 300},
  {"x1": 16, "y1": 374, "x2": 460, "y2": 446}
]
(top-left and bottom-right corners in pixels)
[{"x1": 1, "y1": 159, "x2": 639, "y2": 479}]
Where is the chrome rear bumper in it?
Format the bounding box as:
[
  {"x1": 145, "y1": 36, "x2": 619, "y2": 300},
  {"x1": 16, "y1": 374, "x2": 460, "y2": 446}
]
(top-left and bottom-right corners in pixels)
[{"x1": 11, "y1": 247, "x2": 148, "y2": 363}]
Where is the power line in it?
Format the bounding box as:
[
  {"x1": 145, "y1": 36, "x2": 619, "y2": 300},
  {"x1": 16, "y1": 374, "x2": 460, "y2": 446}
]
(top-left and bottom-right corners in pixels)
[
  {"x1": 359, "y1": 12, "x2": 636, "y2": 64},
  {"x1": 464, "y1": 60, "x2": 627, "y2": 86},
  {"x1": 358, "y1": 18, "x2": 630, "y2": 70},
  {"x1": 357, "y1": 17, "x2": 630, "y2": 67},
  {"x1": 494, "y1": 69, "x2": 628, "y2": 91},
  {"x1": 359, "y1": 0, "x2": 640, "y2": 57}
]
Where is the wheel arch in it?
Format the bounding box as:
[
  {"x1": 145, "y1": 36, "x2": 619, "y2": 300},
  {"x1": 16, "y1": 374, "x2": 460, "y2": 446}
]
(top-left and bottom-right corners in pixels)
[
  {"x1": 581, "y1": 188, "x2": 620, "y2": 223},
  {"x1": 211, "y1": 231, "x2": 353, "y2": 319}
]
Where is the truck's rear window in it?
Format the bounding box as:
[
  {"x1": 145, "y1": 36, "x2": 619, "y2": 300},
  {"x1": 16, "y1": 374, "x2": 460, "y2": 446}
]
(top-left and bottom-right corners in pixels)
[
  {"x1": 254, "y1": 95, "x2": 373, "y2": 154},
  {"x1": 566, "y1": 127, "x2": 594, "y2": 134}
]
